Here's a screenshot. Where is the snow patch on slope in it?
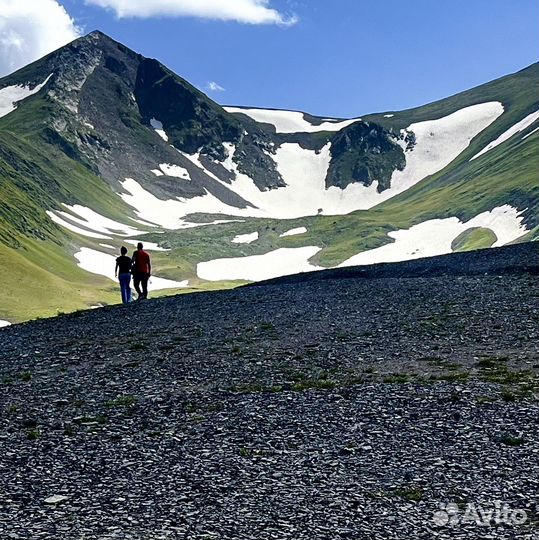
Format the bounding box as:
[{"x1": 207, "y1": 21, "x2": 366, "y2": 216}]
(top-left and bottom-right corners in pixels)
[
  {"x1": 0, "y1": 74, "x2": 52, "y2": 118},
  {"x1": 339, "y1": 205, "x2": 527, "y2": 267},
  {"x1": 75, "y1": 248, "x2": 187, "y2": 290},
  {"x1": 121, "y1": 178, "x2": 248, "y2": 229},
  {"x1": 121, "y1": 102, "x2": 504, "y2": 223},
  {"x1": 150, "y1": 118, "x2": 168, "y2": 142},
  {"x1": 232, "y1": 232, "x2": 259, "y2": 244},
  {"x1": 124, "y1": 240, "x2": 170, "y2": 251},
  {"x1": 280, "y1": 227, "x2": 307, "y2": 237},
  {"x1": 224, "y1": 107, "x2": 361, "y2": 133},
  {"x1": 47, "y1": 211, "x2": 112, "y2": 239},
  {"x1": 231, "y1": 101, "x2": 501, "y2": 215},
  {"x1": 159, "y1": 163, "x2": 191, "y2": 180},
  {"x1": 471, "y1": 110, "x2": 539, "y2": 160},
  {"x1": 197, "y1": 246, "x2": 323, "y2": 282},
  {"x1": 378, "y1": 102, "x2": 504, "y2": 204},
  {"x1": 522, "y1": 126, "x2": 539, "y2": 140},
  {"x1": 59, "y1": 205, "x2": 144, "y2": 236}
]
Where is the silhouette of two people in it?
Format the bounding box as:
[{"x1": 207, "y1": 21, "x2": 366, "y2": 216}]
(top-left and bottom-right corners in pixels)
[{"x1": 115, "y1": 242, "x2": 152, "y2": 304}]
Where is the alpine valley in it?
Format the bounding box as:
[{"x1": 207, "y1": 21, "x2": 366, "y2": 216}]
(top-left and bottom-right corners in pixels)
[{"x1": 0, "y1": 31, "x2": 537, "y2": 323}]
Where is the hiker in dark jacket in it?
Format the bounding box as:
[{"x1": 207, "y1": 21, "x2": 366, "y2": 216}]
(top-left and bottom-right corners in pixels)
[
  {"x1": 115, "y1": 246, "x2": 132, "y2": 304},
  {"x1": 131, "y1": 242, "x2": 151, "y2": 300}
]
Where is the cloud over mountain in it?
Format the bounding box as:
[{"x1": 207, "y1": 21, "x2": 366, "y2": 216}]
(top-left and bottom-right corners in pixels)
[
  {"x1": 0, "y1": 0, "x2": 80, "y2": 77},
  {"x1": 207, "y1": 81, "x2": 226, "y2": 92},
  {"x1": 85, "y1": 0, "x2": 298, "y2": 26}
]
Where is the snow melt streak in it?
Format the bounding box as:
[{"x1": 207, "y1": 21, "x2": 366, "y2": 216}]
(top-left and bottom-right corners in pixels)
[{"x1": 471, "y1": 110, "x2": 539, "y2": 160}]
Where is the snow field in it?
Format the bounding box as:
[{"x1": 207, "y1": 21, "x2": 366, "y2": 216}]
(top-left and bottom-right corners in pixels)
[
  {"x1": 0, "y1": 74, "x2": 52, "y2": 118},
  {"x1": 339, "y1": 205, "x2": 527, "y2": 267},
  {"x1": 150, "y1": 118, "x2": 168, "y2": 141},
  {"x1": 197, "y1": 246, "x2": 322, "y2": 282},
  {"x1": 120, "y1": 102, "x2": 505, "y2": 222},
  {"x1": 231, "y1": 232, "x2": 259, "y2": 244},
  {"x1": 223, "y1": 107, "x2": 361, "y2": 133},
  {"x1": 280, "y1": 227, "x2": 307, "y2": 237}
]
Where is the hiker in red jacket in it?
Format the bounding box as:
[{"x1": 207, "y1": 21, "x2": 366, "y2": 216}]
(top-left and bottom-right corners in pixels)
[{"x1": 131, "y1": 242, "x2": 151, "y2": 300}]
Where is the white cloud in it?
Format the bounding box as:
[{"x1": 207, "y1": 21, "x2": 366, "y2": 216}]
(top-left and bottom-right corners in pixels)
[
  {"x1": 85, "y1": 0, "x2": 298, "y2": 26},
  {"x1": 207, "y1": 81, "x2": 225, "y2": 92},
  {"x1": 0, "y1": 0, "x2": 81, "y2": 77}
]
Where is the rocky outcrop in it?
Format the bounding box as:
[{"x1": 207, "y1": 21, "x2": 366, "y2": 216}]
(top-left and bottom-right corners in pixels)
[{"x1": 326, "y1": 122, "x2": 407, "y2": 191}]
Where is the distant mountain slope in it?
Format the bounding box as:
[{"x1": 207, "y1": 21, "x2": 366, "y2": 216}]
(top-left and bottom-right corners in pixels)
[{"x1": 0, "y1": 31, "x2": 537, "y2": 322}]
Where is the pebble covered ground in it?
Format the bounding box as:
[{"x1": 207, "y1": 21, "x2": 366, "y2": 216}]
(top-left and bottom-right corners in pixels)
[{"x1": 0, "y1": 245, "x2": 538, "y2": 539}]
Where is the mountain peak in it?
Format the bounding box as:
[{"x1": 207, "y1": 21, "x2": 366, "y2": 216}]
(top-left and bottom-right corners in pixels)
[{"x1": 80, "y1": 29, "x2": 129, "y2": 50}]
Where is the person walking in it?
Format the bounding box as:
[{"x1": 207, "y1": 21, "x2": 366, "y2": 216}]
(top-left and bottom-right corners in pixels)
[
  {"x1": 131, "y1": 242, "x2": 151, "y2": 300},
  {"x1": 115, "y1": 246, "x2": 132, "y2": 304}
]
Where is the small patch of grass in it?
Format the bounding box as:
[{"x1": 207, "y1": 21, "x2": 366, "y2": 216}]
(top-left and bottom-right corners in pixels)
[
  {"x1": 383, "y1": 373, "x2": 411, "y2": 384},
  {"x1": 7, "y1": 404, "x2": 19, "y2": 413},
  {"x1": 393, "y1": 488, "x2": 423, "y2": 502},
  {"x1": 501, "y1": 388, "x2": 517, "y2": 402},
  {"x1": 105, "y1": 394, "x2": 137, "y2": 408},
  {"x1": 207, "y1": 402, "x2": 224, "y2": 412},
  {"x1": 27, "y1": 429, "x2": 40, "y2": 440},
  {"x1": 239, "y1": 447, "x2": 267, "y2": 458},
  {"x1": 476, "y1": 395, "x2": 496, "y2": 404},
  {"x1": 18, "y1": 371, "x2": 32, "y2": 382},
  {"x1": 500, "y1": 434, "x2": 526, "y2": 446},
  {"x1": 478, "y1": 363, "x2": 536, "y2": 386}
]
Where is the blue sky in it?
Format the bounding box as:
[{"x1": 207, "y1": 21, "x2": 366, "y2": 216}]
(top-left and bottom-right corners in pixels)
[{"x1": 5, "y1": 1, "x2": 539, "y2": 117}]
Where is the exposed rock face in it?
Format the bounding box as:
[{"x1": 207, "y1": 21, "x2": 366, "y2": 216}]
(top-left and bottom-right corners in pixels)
[
  {"x1": 133, "y1": 57, "x2": 285, "y2": 191},
  {"x1": 135, "y1": 58, "x2": 242, "y2": 159},
  {"x1": 326, "y1": 122, "x2": 407, "y2": 191}
]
